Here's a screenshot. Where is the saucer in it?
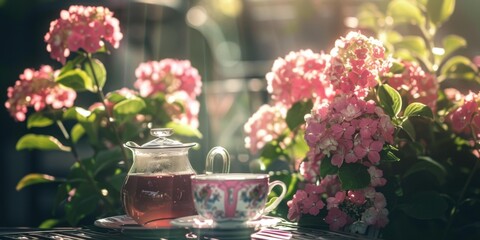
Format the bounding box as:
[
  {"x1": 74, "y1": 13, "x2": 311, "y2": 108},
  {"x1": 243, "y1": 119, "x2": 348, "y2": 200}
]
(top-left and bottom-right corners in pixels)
[
  {"x1": 170, "y1": 215, "x2": 282, "y2": 230},
  {"x1": 94, "y1": 215, "x2": 190, "y2": 239},
  {"x1": 94, "y1": 215, "x2": 141, "y2": 230}
]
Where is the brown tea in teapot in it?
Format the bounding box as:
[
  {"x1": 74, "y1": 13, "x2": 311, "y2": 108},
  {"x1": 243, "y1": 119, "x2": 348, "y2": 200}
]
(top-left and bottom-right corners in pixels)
[{"x1": 122, "y1": 173, "x2": 196, "y2": 227}]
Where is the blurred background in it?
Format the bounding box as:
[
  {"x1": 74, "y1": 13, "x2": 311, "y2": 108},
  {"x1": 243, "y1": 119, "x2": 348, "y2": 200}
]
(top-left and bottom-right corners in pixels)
[{"x1": 0, "y1": 0, "x2": 479, "y2": 227}]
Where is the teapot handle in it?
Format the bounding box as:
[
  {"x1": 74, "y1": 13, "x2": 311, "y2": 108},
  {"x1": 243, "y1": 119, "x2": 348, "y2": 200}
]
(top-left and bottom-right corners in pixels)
[{"x1": 205, "y1": 146, "x2": 230, "y2": 174}]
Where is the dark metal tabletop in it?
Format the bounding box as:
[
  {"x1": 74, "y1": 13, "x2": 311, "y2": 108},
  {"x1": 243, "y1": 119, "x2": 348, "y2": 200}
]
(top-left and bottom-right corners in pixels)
[{"x1": 0, "y1": 220, "x2": 375, "y2": 240}]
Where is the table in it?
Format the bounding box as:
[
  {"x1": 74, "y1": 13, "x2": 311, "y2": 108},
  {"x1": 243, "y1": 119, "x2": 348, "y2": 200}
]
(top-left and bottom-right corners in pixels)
[{"x1": 0, "y1": 220, "x2": 374, "y2": 240}]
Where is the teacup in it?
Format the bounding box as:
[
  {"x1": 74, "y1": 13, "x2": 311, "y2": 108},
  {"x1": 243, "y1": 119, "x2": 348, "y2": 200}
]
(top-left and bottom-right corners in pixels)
[{"x1": 191, "y1": 173, "x2": 287, "y2": 222}]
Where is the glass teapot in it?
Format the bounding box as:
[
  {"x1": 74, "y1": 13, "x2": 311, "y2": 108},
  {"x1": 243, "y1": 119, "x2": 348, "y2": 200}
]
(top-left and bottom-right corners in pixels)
[{"x1": 122, "y1": 128, "x2": 230, "y2": 227}]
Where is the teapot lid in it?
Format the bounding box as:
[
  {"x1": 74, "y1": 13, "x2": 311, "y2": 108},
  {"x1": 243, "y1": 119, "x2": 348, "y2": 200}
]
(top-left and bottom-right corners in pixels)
[{"x1": 124, "y1": 128, "x2": 196, "y2": 149}]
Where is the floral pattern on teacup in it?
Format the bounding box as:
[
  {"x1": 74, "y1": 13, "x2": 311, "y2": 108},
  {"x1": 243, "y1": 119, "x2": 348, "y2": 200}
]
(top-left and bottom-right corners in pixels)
[
  {"x1": 235, "y1": 183, "x2": 268, "y2": 219},
  {"x1": 240, "y1": 184, "x2": 267, "y2": 208},
  {"x1": 193, "y1": 184, "x2": 225, "y2": 218}
]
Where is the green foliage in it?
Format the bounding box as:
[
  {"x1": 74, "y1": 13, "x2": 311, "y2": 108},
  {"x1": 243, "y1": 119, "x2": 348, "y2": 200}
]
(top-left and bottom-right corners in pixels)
[
  {"x1": 286, "y1": 100, "x2": 313, "y2": 130},
  {"x1": 166, "y1": 121, "x2": 203, "y2": 139},
  {"x1": 403, "y1": 156, "x2": 447, "y2": 185},
  {"x1": 16, "y1": 173, "x2": 58, "y2": 191},
  {"x1": 404, "y1": 103, "x2": 434, "y2": 119},
  {"x1": 16, "y1": 134, "x2": 71, "y2": 152},
  {"x1": 399, "y1": 191, "x2": 449, "y2": 220},
  {"x1": 338, "y1": 163, "x2": 371, "y2": 190},
  {"x1": 27, "y1": 112, "x2": 54, "y2": 129},
  {"x1": 82, "y1": 58, "x2": 106, "y2": 91},
  {"x1": 319, "y1": 156, "x2": 338, "y2": 178},
  {"x1": 378, "y1": 84, "x2": 402, "y2": 118},
  {"x1": 427, "y1": 0, "x2": 455, "y2": 27},
  {"x1": 56, "y1": 69, "x2": 95, "y2": 92},
  {"x1": 387, "y1": 0, "x2": 425, "y2": 26}
]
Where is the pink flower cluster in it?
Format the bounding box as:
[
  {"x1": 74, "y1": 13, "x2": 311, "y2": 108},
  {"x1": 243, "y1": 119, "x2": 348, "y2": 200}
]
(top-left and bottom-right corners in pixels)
[
  {"x1": 45, "y1": 5, "x2": 123, "y2": 64},
  {"x1": 328, "y1": 31, "x2": 389, "y2": 98},
  {"x1": 288, "y1": 168, "x2": 389, "y2": 231},
  {"x1": 266, "y1": 49, "x2": 334, "y2": 108},
  {"x1": 448, "y1": 91, "x2": 480, "y2": 137},
  {"x1": 134, "y1": 59, "x2": 202, "y2": 128},
  {"x1": 244, "y1": 104, "x2": 288, "y2": 154},
  {"x1": 386, "y1": 60, "x2": 438, "y2": 111},
  {"x1": 305, "y1": 95, "x2": 395, "y2": 167},
  {"x1": 5, "y1": 66, "x2": 77, "y2": 121}
]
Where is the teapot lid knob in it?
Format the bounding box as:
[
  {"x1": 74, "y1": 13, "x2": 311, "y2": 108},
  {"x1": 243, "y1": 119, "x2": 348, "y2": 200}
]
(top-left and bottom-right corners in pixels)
[{"x1": 151, "y1": 128, "x2": 173, "y2": 138}]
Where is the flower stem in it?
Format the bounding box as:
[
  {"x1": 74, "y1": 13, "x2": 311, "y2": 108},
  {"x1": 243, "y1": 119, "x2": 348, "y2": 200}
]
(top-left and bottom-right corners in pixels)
[
  {"x1": 55, "y1": 120, "x2": 115, "y2": 211},
  {"x1": 85, "y1": 54, "x2": 131, "y2": 168}
]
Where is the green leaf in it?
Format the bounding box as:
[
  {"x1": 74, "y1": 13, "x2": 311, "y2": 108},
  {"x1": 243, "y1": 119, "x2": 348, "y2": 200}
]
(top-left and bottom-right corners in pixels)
[
  {"x1": 320, "y1": 156, "x2": 338, "y2": 178},
  {"x1": 385, "y1": 30, "x2": 403, "y2": 44},
  {"x1": 94, "y1": 148, "x2": 124, "y2": 176},
  {"x1": 65, "y1": 183, "x2": 100, "y2": 226},
  {"x1": 286, "y1": 129, "x2": 309, "y2": 160},
  {"x1": 401, "y1": 118, "x2": 416, "y2": 140},
  {"x1": 357, "y1": 3, "x2": 383, "y2": 31},
  {"x1": 16, "y1": 173, "x2": 56, "y2": 191},
  {"x1": 286, "y1": 100, "x2": 313, "y2": 131},
  {"x1": 60, "y1": 55, "x2": 86, "y2": 76},
  {"x1": 109, "y1": 172, "x2": 127, "y2": 192},
  {"x1": 27, "y1": 112, "x2": 54, "y2": 129},
  {"x1": 338, "y1": 163, "x2": 370, "y2": 190},
  {"x1": 106, "y1": 91, "x2": 128, "y2": 103},
  {"x1": 389, "y1": 60, "x2": 406, "y2": 74},
  {"x1": 404, "y1": 156, "x2": 447, "y2": 185},
  {"x1": 394, "y1": 36, "x2": 428, "y2": 59},
  {"x1": 71, "y1": 124, "x2": 85, "y2": 144},
  {"x1": 404, "y1": 102, "x2": 434, "y2": 119},
  {"x1": 440, "y1": 56, "x2": 478, "y2": 81},
  {"x1": 16, "y1": 134, "x2": 71, "y2": 152},
  {"x1": 113, "y1": 98, "x2": 146, "y2": 116},
  {"x1": 387, "y1": 0, "x2": 425, "y2": 26},
  {"x1": 63, "y1": 107, "x2": 92, "y2": 121},
  {"x1": 39, "y1": 219, "x2": 61, "y2": 229},
  {"x1": 443, "y1": 35, "x2": 467, "y2": 58},
  {"x1": 56, "y1": 69, "x2": 95, "y2": 92},
  {"x1": 380, "y1": 145, "x2": 401, "y2": 162},
  {"x1": 165, "y1": 121, "x2": 203, "y2": 138},
  {"x1": 427, "y1": 0, "x2": 455, "y2": 27},
  {"x1": 83, "y1": 58, "x2": 106, "y2": 91},
  {"x1": 378, "y1": 84, "x2": 402, "y2": 117},
  {"x1": 400, "y1": 191, "x2": 448, "y2": 220}
]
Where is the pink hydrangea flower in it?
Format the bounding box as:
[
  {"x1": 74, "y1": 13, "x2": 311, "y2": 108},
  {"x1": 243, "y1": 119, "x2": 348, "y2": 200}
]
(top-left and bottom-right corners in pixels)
[
  {"x1": 5, "y1": 66, "x2": 76, "y2": 121},
  {"x1": 326, "y1": 191, "x2": 346, "y2": 210},
  {"x1": 287, "y1": 190, "x2": 308, "y2": 221},
  {"x1": 45, "y1": 5, "x2": 123, "y2": 64},
  {"x1": 244, "y1": 104, "x2": 288, "y2": 155},
  {"x1": 266, "y1": 49, "x2": 334, "y2": 108},
  {"x1": 347, "y1": 190, "x2": 366, "y2": 205},
  {"x1": 319, "y1": 174, "x2": 342, "y2": 197},
  {"x1": 305, "y1": 95, "x2": 395, "y2": 167},
  {"x1": 327, "y1": 31, "x2": 389, "y2": 98},
  {"x1": 134, "y1": 59, "x2": 202, "y2": 128},
  {"x1": 325, "y1": 207, "x2": 349, "y2": 231},
  {"x1": 302, "y1": 193, "x2": 325, "y2": 216},
  {"x1": 286, "y1": 183, "x2": 326, "y2": 221},
  {"x1": 163, "y1": 91, "x2": 201, "y2": 129},
  {"x1": 134, "y1": 59, "x2": 202, "y2": 99},
  {"x1": 448, "y1": 91, "x2": 480, "y2": 136},
  {"x1": 386, "y1": 60, "x2": 438, "y2": 111},
  {"x1": 368, "y1": 166, "x2": 387, "y2": 187}
]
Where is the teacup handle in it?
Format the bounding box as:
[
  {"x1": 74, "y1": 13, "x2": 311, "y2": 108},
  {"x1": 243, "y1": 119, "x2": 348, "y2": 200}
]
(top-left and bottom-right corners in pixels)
[
  {"x1": 205, "y1": 146, "x2": 230, "y2": 174},
  {"x1": 263, "y1": 180, "x2": 287, "y2": 214}
]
